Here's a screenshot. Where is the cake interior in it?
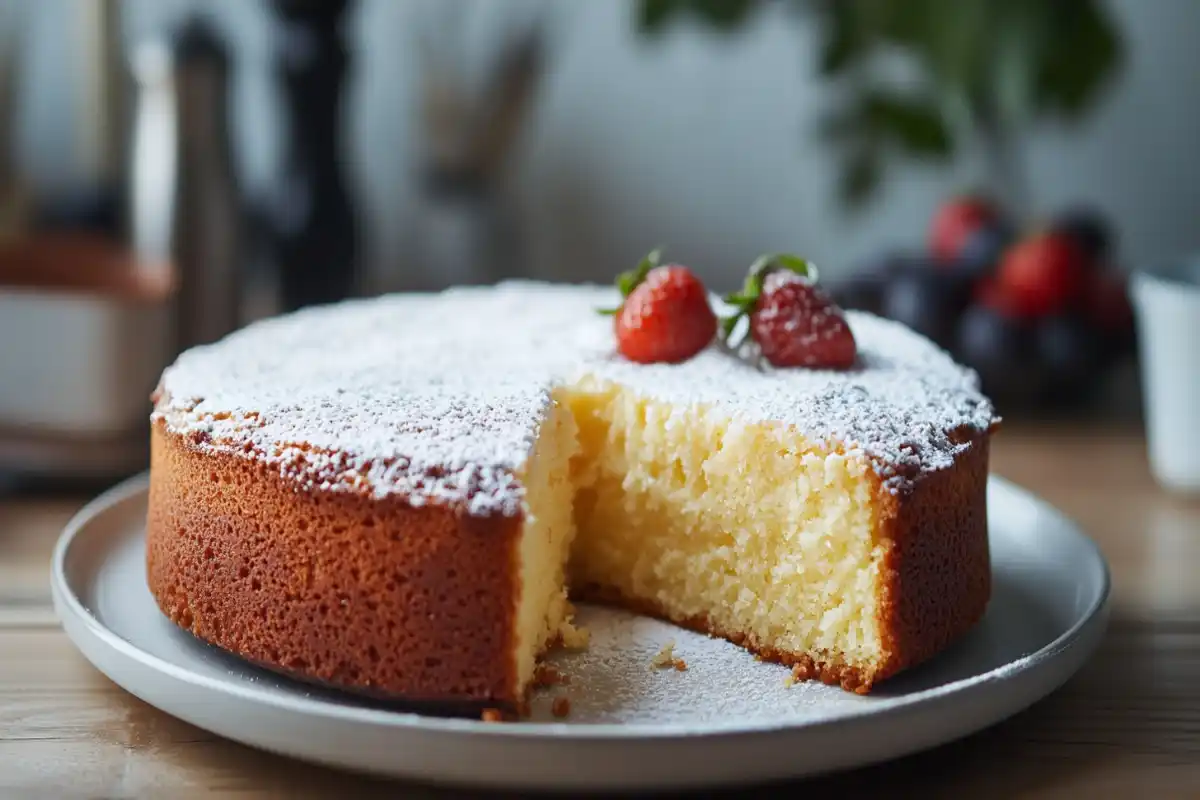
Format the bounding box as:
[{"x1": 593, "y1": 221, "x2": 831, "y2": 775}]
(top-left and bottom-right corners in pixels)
[
  {"x1": 513, "y1": 376, "x2": 889, "y2": 697},
  {"x1": 511, "y1": 392, "x2": 578, "y2": 694}
]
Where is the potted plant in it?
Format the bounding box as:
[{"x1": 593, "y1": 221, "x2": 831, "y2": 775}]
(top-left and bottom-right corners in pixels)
[{"x1": 639, "y1": 0, "x2": 1134, "y2": 415}]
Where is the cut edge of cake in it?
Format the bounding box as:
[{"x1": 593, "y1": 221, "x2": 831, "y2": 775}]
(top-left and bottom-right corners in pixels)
[{"x1": 509, "y1": 375, "x2": 993, "y2": 702}]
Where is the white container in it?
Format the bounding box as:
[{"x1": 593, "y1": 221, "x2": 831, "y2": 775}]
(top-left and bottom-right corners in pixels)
[
  {"x1": 1132, "y1": 262, "x2": 1200, "y2": 493},
  {"x1": 0, "y1": 289, "x2": 169, "y2": 436},
  {"x1": 0, "y1": 235, "x2": 174, "y2": 442}
]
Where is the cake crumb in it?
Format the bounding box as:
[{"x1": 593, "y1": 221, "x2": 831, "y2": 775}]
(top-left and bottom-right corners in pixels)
[
  {"x1": 649, "y1": 639, "x2": 678, "y2": 670},
  {"x1": 534, "y1": 664, "x2": 568, "y2": 688},
  {"x1": 559, "y1": 620, "x2": 590, "y2": 650},
  {"x1": 786, "y1": 664, "x2": 812, "y2": 687},
  {"x1": 551, "y1": 696, "x2": 571, "y2": 718},
  {"x1": 673, "y1": 657, "x2": 688, "y2": 671},
  {"x1": 481, "y1": 708, "x2": 505, "y2": 723}
]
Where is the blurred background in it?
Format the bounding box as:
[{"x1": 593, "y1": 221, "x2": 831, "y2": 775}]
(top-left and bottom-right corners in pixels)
[{"x1": 1, "y1": 0, "x2": 1198, "y2": 485}]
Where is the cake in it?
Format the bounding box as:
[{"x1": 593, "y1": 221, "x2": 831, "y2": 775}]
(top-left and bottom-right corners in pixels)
[{"x1": 146, "y1": 281, "x2": 998, "y2": 711}]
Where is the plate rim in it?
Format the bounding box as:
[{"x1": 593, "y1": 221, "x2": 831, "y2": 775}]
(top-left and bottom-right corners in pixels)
[{"x1": 52, "y1": 471, "x2": 1111, "y2": 743}]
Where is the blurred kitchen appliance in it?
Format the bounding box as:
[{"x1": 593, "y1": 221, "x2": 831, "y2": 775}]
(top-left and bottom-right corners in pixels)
[
  {"x1": 402, "y1": 0, "x2": 545, "y2": 290},
  {"x1": 265, "y1": 0, "x2": 358, "y2": 312},
  {"x1": 129, "y1": 16, "x2": 242, "y2": 354},
  {"x1": 0, "y1": 4, "x2": 169, "y2": 481},
  {"x1": 75, "y1": 0, "x2": 126, "y2": 195},
  {"x1": 0, "y1": 13, "x2": 246, "y2": 481},
  {"x1": 0, "y1": 21, "x2": 25, "y2": 237},
  {"x1": 24, "y1": 0, "x2": 128, "y2": 236},
  {"x1": 0, "y1": 236, "x2": 171, "y2": 479}
]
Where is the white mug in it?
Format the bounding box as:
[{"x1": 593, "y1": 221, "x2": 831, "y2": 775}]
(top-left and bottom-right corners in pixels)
[{"x1": 1132, "y1": 262, "x2": 1200, "y2": 493}]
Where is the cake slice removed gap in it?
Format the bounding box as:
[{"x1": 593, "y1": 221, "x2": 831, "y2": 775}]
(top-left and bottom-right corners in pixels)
[
  {"x1": 563, "y1": 376, "x2": 890, "y2": 691},
  {"x1": 514, "y1": 375, "x2": 984, "y2": 705}
]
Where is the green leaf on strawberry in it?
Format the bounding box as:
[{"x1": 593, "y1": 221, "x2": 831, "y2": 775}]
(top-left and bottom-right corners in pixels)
[
  {"x1": 598, "y1": 248, "x2": 664, "y2": 315},
  {"x1": 720, "y1": 253, "x2": 818, "y2": 345}
]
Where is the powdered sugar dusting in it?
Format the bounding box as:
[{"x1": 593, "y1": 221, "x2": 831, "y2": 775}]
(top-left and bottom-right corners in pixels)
[
  {"x1": 528, "y1": 604, "x2": 864, "y2": 725},
  {"x1": 153, "y1": 281, "x2": 997, "y2": 515}
]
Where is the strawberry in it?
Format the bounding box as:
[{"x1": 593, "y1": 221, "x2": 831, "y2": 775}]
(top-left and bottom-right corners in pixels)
[
  {"x1": 721, "y1": 254, "x2": 857, "y2": 369},
  {"x1": 601, "y1": 249, "x2": 717, "y2": 364},
  {"x1": 930, "y1": 196, "x2": 1003, "y2": 263},
  {"x1": 1084, "y1": 269, "x2": 1133, "y2": 334},
  {"x1": 1083, "y1": 268, "x2": 1135, "y2": 356},
  {"x1": 995, "y1": 231, "x2": 1088, "y2": 318},
  {"x1": 974, "y1": 275, "x2": 1027, "y2": 319}
]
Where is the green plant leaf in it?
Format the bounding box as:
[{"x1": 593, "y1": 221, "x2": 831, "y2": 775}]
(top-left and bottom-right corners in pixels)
[
  {"x1": 693, "y1": 0, "x2": 759, "y2": 28},
  {"x1": 637, "y1": 0, "x2": 1125, "y2": 212},
  {"x1": 864, "y1": 92, "x2": 952, "y2": 157},
  {"x1": 991, "y1": 0, "x2": 1045, "y2": 129},
  {"x1": 816, "y1": 104, "x2": 863, "y2": 143},
  {"x1": 636, "y1": 0, "x2": 759, "y2": 33},
  {"x1": 638, "y1": 0, "x2": 681, "y2": 32},
  {"x1": 840, "y1": 146, "x2": 880, "y2": 207},
  {"x1": 1035, "y1": 1, "x2": 1123, "y2": 118},
  {"x1": 815, "y1": 0, "x2": 867, "y2": 75}
]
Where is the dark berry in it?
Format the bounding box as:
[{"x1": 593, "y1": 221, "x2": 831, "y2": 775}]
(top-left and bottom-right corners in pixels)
[
  {"x1": 832, "y1": 252, "x2": 921, "y2": 314},
  {"x1": 1036, "y1": 314, "x2": 1104, "y2": 402},
  {"x1": 955, "y1": 224, "x2": 1014, "y2": 280},
  {"x1": 930, "y1": 196, "x2": 1004, "y2": 263},
  {"x1": 860, "y1": 252, "x2": 916, "y2": 280},
  {"x1": 881, "y1": 270, "x2": 972, "y2": 348},
  {"x1": 830, "y1": 274, "x2": 884, "y2": 315},
  {"x1": 1084, "y1": 270, "x2": 1135, "y2": 357},
  {"x1": 956, "y1": 304, "x2": 1045, "y2": 405},
  {"x1": 1053, "y1": 207, "x2": 1113, "y2": 263}
]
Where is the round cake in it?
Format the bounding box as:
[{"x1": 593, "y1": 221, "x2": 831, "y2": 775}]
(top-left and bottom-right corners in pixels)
[{"x1": 147, "y1": 281, "x2": 999, "y2": 711}]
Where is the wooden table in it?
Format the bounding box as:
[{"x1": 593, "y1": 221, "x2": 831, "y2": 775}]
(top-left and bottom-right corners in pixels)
[{"x1": 3, "y1": 424, "x2": 1198, "y2": 798}]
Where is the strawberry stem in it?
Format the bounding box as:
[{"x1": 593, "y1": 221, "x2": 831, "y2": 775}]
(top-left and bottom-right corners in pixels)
[
  {"x1": 597, "y1": 247, "x2": 664, "y2": 315},
  {"x1": 719, "y1": 253, "x2": 818, "y2": 346}
]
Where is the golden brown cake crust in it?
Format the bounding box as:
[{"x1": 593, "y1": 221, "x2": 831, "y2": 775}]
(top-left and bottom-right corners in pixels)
[
  {"x1": 147, "y1": 422, "x2": 994, "y2": 706},
  {"x1": 874, "y1": 430, "x2": 993, "y2": 683},
  {"x1": 146, "y1": 422, "x2": 526, "y2": 708}
]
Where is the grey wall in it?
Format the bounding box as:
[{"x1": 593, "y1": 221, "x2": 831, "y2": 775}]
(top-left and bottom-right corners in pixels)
[{"x1": 12, "y1": 0, "x2": 1200, "y2": 290}]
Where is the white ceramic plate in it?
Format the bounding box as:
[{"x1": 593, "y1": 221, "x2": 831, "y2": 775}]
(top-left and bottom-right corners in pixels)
[{"x1": 51, "y1": 474, "x2": 1109, "y2": 792}]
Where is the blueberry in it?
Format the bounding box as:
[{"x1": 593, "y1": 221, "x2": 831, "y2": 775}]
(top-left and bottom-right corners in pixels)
[
  {"x1": 830, "y1": 274, "x2": 886, "y2": 315},
  {"x1": 831, "y1": 252, "x2": 918, "y2": 315},
  {"x1": 958, "y1": 305, "x2": 1029, "y2": 367},
  {"x1": 1053, "y1": 208, "x2": 1112, "y2": 262},
  {"x1": 956, "y1": 305, "x2": 1045, "y2": 405},
  {"x1": 1036, "y1": 314, "x2": 1103, "y2": 402},
  {"x1": 881, "y1": 270, "x2": 971, "y2": 348},
  {"x1": 955, "y1": 224, "x2": 1013, "y2": 279}
]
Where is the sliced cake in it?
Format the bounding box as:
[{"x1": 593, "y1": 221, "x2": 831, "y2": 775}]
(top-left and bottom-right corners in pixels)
[{"x1": 146, "y1": 279, "x2": 997, "y2": 710}]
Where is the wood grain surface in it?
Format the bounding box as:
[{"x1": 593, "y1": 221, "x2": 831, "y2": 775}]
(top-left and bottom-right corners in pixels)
[{"x1": 2, "y1": 423, "x2": 1198, "y2": 799}]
